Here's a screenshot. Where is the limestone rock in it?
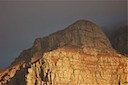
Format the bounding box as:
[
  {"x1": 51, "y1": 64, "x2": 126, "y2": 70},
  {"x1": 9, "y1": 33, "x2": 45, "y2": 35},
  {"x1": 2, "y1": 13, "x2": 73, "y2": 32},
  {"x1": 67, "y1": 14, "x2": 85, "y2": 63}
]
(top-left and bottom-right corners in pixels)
[
  {"x1": 0, "y1": 20, "x2": 127, "y2": 85},
  {"x1": 11, "y1": 20, "x2": 113, "y2": 67},
  {"x1": 35, "y1": 20, "x2": 112, "y2": 51},
  {"x1": 0, "y1": 61, "x2": 24, "y2": 85},
  {"x1": 26, "y1": 47, "x2": 128, "y2": 85}
]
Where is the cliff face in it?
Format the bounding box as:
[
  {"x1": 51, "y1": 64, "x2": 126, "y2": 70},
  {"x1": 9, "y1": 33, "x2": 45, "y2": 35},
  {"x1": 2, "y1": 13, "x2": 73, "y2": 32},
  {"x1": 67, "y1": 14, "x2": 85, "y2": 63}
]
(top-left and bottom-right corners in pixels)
[
  {"x1": 10, "y1": 20, "x2": 112, "y2": 67},
  {"x1": 37, "y1": 20, "x2": 112, "y2": 51},
  {"x1": 0, "y1": 20, "x2": 127, "y2": 85},
  {"x1": 26, "y1": 47, "x2": 128, "y2": 85}
]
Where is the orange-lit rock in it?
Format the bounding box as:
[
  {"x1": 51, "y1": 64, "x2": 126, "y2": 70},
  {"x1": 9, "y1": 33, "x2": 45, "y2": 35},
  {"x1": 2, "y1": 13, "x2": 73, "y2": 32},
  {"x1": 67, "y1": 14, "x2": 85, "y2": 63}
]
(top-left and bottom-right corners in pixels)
[
  {"x1": 26, "y1": 47, "x2": 128, "y2": 85},
  {"x1": 0, "y1": 20, "x2": 127, "y2": 85}
]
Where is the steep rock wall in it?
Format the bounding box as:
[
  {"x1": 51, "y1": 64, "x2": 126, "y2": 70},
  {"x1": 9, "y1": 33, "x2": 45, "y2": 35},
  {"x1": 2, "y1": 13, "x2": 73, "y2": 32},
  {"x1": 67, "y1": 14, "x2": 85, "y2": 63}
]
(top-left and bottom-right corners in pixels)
[
  {"x1": 0, "y1": 20, "x2": 127, "y2": 85},
  {"x1": 26, "y1": 47, "x2": 128, "y2": 85}
]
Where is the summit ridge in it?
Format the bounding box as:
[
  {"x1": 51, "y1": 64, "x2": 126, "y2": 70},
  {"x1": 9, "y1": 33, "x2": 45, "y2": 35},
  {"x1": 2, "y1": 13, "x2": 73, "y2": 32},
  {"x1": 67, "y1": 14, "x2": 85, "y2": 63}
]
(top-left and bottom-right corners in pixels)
[{"x1": 0, "y1": 20, "x2": 127, "y2": 85}]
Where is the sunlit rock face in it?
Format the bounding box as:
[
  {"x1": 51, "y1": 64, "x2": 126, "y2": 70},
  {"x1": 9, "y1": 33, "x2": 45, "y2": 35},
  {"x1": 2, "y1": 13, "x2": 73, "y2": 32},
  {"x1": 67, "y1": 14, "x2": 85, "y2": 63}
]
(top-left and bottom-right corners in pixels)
[
  {"x1": 33, "y1": 20, "x2": 112, "y2": 51},
  {"x1": 26, "y1": 47, "x2": 128, "y2": 85},
  {"x1": 10, "y1": 20, "x2": 112, "y2": 67},
  {"x1": 0, "y1": 20, "x2": 127, "y2": 85}
]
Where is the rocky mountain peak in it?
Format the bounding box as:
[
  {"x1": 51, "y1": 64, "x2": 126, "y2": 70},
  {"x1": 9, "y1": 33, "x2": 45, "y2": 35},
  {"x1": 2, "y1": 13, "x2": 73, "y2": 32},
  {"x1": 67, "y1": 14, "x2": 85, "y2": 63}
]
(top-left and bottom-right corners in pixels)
[
  {"x1": 33, "y1": 19, "x2": 112, "y2": 53},
  {"x1": 20, "y1": 19, "x2": 113, "y2": 65},
  {"x1": 66, "y1": 19, "x2": 98, "y2": 30},
  {"x1": 0, "y1": 20, "x2": 127, "y2": 85},
  {"x1": 11, "y1": 19, "x2": 111, "y2": 66}
]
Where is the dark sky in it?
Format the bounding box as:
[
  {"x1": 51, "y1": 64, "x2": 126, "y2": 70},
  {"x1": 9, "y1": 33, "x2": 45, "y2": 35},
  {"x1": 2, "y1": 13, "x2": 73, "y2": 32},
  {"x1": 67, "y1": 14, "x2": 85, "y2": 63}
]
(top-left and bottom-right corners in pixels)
[{"x1": 0, "y1": 0, "x2": 127, "y2": 69}]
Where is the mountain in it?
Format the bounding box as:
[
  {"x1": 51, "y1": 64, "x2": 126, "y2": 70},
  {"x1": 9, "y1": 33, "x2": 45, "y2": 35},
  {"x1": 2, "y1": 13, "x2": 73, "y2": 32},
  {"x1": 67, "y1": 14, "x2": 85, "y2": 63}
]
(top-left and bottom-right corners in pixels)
[
  {"x1": 0, "y1": 20, "x2": 127, "y2": 85},
  {"x1": 109, "y1": 26, "x2": 128, "y2": 56}
]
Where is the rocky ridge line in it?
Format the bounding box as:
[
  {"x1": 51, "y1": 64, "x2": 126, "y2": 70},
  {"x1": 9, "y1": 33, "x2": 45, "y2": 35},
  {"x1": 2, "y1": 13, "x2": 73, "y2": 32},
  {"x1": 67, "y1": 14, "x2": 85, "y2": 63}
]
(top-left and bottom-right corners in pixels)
[{"x1": 0, "y1": 20, "x2": 127, "y2": 85}]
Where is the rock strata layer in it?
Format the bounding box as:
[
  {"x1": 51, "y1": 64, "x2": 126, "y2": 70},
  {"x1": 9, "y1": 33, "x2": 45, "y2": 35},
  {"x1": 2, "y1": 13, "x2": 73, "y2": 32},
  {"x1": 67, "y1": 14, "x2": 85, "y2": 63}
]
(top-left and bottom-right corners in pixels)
[
  {"x1": 0, "y1": 20, "x2": 127, "y2": 85},
  {"x1": 26, "y1": 47, "x2": 128, "y2": 85},
  {"x1": 11, "y1": 20, "x2": 113, "y2": 66}
]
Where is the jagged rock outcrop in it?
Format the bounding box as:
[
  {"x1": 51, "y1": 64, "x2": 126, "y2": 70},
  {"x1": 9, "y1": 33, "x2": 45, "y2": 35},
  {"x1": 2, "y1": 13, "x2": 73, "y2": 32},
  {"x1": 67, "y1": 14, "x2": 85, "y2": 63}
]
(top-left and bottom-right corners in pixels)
[
  {"x1": 33, "y1": 20, "x2": 112, "y2": 51},
  {"x1": 109, "y1": 26, "x2": 128, "y2": 55},
  {"x1": 10, "y1": 20, "x2": 112, "y2": 67},
  {"x1": 0, "y1": 20, "x2": 127, "y2": 85},
  {"x1": 26, "y1": 47, "x2": 128, "y2": 85}
]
